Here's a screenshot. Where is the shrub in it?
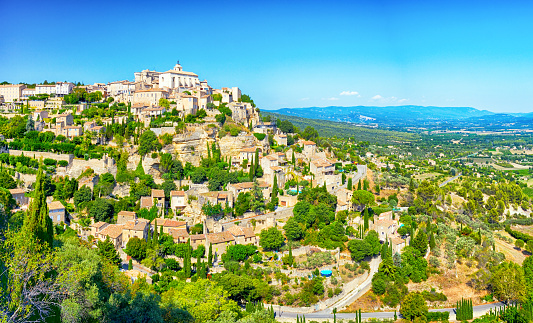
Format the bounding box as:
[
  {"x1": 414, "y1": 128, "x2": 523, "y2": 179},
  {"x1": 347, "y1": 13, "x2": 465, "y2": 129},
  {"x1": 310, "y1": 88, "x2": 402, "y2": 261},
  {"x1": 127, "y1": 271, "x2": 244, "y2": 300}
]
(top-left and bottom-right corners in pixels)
[
  {"x1": 58, "y1": 160, "x2": 68, "y2": 167},
  {"x1": 43, "y1": 158, "x2": 57, "y2": 166},
  {"x1": 254, "y1": 133, "x2": 266, "y2": 141}
]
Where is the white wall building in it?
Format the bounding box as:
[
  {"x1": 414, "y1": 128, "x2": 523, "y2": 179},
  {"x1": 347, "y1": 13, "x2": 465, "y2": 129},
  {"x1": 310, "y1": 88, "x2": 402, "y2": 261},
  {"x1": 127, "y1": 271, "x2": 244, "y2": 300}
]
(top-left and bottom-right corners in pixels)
[
  {"x1": 159, "y1": 63, "x2": 200, "y2": 90},
  {"x1": 0, "y1": 84, "x2": 26, "y2": 102}
]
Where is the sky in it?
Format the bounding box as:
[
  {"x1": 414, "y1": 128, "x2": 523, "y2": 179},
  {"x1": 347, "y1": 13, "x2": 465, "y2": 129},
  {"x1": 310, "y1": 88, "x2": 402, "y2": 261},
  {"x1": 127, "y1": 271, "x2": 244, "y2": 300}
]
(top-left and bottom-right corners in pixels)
[{"x1": 1, "y1": 0, "x2": 533, "y2": 113}]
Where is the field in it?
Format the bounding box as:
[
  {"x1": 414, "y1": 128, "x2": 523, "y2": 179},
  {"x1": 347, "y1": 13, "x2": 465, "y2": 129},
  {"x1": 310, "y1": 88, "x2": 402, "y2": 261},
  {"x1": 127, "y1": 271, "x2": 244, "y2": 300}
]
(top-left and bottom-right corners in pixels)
[
  {"x1": 494, "y1": 230, "x2": 527, "y2": 265},
  {"x1": 413, "y1": 172, "x2": 441, "y2": 180}
]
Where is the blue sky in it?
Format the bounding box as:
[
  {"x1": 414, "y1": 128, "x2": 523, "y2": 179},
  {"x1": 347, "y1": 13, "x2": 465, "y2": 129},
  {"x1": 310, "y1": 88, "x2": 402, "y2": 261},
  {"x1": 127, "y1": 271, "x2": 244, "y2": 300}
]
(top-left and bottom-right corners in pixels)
[{"x1": 1, "y1": 0, "x2": 533, "y2": 113}]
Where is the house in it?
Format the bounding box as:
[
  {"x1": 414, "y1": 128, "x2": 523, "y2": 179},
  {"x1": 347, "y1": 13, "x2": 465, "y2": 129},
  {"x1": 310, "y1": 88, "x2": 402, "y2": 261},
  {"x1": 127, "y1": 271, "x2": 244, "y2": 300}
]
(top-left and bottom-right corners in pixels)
[
  {"x1": 190, "y1": 234, "x2": 206, "y2": 249},
  {"x1": 133, "y1": 88, "x2": 169, "y2": 106},
  {"x1": 227, "y1": 226, "x2": 258, "y2": 246},
  {"x1": 56, "y1": 113, "x2": 73, "y2": 127},
  {"x1": 158, "y1": 63, "x2": 200, "y2": 89},
  {"x1": 169, "y1": 228, "x2": 190, "y2": 244},
  {"x1": 152, "y1": 189, "x2": 166, "y2": 208},
  {"x1": 33, "y1": 110, "x2": 49, "y2": 122},
  {"x1": 131, "y1": 103, "x2": 148, "y2": 116},
  {"x1": 375, "y1": 219, "x2": 397, "y2": 242},
  {"x1": 336, "y1": 188, "x2": 353, "y2": 210},
  {"x1": 48, "y1": 201, "x2": 66, "y2": 224},
  {"x1": 226, "y1": 182, "x2": 270, "y2": 202},
  {"x1": 0, "y1": 84, "x2": 25, "y2": 102},
  {"x1": 391, "y1": 236, "x2": 408, "y2": 254},
  {"x1": 199, "y1": 191, "x2": 233, "y2": 208},
  {"x1": 176, "y1": 95, "x2": 198, "y2": 116},
  {"x1": 310, "y1": 159, "x2": 335, "y2": 178},
  {"x1": 302, "y1": 141, "x2": 316, "y2": 156},
  {"x1": 142, "y1": 107, "x2": 166, "y2": 118},
  {"x1": 140, "y1": 196, "x2": 153, "y2": 209},
  {"x1": 97, "y1": 224, "x2": 123, "y2": 249},
  {"x1": 155, "y1": 218, "x2": 187, "y2": 235},
  {"x1": 239, "y1": 147, "x2": 259, "y2": 164},
  {"x1": 117, "y1": 210, "x2": 137, "y2": 224},
  {"x1": 170, "y1": 190, "x2": 187, "y2": 213},
  {"x1": 122, "y1": 219, "x2": 150, "y2": 244},
  {"x1": 90, "y1": 221, "x2": 109, "y2": 238},
  {"x1": 9, "y1": 188, "x2": 28, "y2": 208},
  {"x1": 279, "y1": 195, "x2": 298, "y2": 208},
  {"x1": 274, "y1": 133, "x2": 288, "y2": 146},
  {"x1": 206, "y1": 231, "x2": 235, "y2": 255},
  {"x1": 58, "y1": 125, "x2": 83, "y2": 139}
]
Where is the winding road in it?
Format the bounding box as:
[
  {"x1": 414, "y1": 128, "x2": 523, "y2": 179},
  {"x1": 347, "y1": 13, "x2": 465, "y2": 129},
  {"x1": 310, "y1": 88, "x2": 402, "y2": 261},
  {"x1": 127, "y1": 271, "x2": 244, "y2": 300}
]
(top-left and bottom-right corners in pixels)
[{"x1": 278, "y1": 302, "x2": 506, "y2": 321}]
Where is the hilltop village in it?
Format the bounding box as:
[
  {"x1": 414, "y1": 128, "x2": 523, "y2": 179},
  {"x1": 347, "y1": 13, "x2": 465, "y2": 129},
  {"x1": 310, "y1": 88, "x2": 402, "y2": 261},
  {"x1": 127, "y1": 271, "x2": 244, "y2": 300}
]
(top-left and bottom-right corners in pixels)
[{"x1": 4, "y1": 63, "x2": 533, "y2": 323}]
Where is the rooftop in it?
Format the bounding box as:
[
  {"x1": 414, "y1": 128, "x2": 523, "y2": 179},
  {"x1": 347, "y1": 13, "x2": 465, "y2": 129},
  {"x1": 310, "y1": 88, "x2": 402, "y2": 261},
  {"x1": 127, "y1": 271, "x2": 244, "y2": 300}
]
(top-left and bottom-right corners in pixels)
[{"x1": 48, "y1": 201, "x2": 65, "y2": 210}]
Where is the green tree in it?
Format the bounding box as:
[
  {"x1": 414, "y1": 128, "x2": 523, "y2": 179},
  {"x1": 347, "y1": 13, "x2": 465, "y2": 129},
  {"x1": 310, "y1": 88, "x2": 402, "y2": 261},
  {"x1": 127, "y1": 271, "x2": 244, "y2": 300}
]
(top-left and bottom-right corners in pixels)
[
  {"x1": 260, "y1": 227, "x2": 284, "y2": 251},
  {"x1": 412, "y1": 230, "x2": 428, "y2": 255},
  {"x1": 351, "y1": 190, "x2": 375, "y2": 210},
  {"x1": 208, "y1": 243, "x2": 213, "y2": 267},
  {"x1": 347, "y1": 177, "x2": 352, "y2": 190},
  {"x1": 125, "y1": 236, "x2": 148, "y2": 260},
  {"x1": 97, "y1": 237, "x2": 122, "y2": 267},
  {"x1": 491, "y1": 261, "x2": 526, "y2": 303},
  {"x1": 23, "y1": 164, "x2": 53, "y2": 246},
  {"x1": 400, "y1": 292, "x2": 428, "y2": 320},
  {"x1": 284, "y1": 216, "x2": 304, "y2": 241},
  {"x1": 74, "y1": 185, "x2": 93, "y2": 206},
  {"x1": 139, "y1": 130, "x2": 161, "y2": 156},
  {"x1": 90, "y1": 198, "x2": 114, "y2": 222},
  {"x1": 0, "y1": 170, "x2": 16, "y2": 189}
]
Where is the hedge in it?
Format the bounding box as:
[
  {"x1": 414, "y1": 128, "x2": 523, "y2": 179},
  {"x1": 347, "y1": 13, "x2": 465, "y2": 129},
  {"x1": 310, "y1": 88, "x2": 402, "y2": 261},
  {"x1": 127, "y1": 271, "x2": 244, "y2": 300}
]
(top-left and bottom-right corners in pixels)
[
  {"x1": 253, "y1": 133, "x2": 266, "y2": 141},
  {"x1": 505, "y1": 225, "x2": 533, "y2": 243},
  {"x1": 426, "y1": 311, "x2": 449, "y2": 322}
]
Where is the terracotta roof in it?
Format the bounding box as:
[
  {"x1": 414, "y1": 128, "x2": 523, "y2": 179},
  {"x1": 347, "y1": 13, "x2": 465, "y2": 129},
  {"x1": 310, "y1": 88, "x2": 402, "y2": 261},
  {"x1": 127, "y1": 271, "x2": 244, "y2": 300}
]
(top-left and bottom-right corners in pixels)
[
  {"x1": 152, "y1": 189, "x2": 165, "y2": 198},
  {"x1": 91, "y1": 221, "x2": 108, "y2": 229},
  {"x1": 270, "y1": 166, "x2": 283, "y2": 171},
  {"x1": 9, "y1": 188, "x2": 25, "y2": 195},
  {"x1": 99, "y1": 224, "x2": 123, "y2": 239},
  {"x1": 240, "y1": 147, "x2": 258, "y2": 153},
  {"x1": 311, "y1": 159, "x2": 333, "y2": 168},
  {"x1": 277, "y1": 134, "x2": 287, "y2": 138},
  {"x1": 227, "y1": 226, "x2": 255, "y2": 239},
  {"x1": 207, "y1": 231, "x2": 235, "y2": 244},
  {"x1": 118, "y1": 210, "x2": 136, "y2": 218},
  {"x1": 376, "y1": 219, "x2": 396, "y2": 228},
  {"x1": 136, "y1": 88, "x2": 168, "y2": 93},
  {"x1": 265, "y1": 155, "x2": 277, "y2": 161},
  {"x1": 140, "y1": 196, "x2": 153, "y2": 209},
  {"x1": 123, "y1": 219, "x2": 149, "y2": 231},
  {"x1": 230, "y1": 182, "x2": 269, "y2": 190},
  {"x1": 48, "y1": 201, "x2": 65, "y2": 210},
  {"x1": 190, "y1": 234, "x2": 206, "y2": 241},
  {"x1": 171, "y1": 190, "x2": 186, "y2": 197},
  {"x1": 302, "y1": 141, "x2": 316, "y2": 145},
  {"x1": 169, "y1": 228, "x2": 189, "y2": 239},
  {"x1": 391, "y1": 236, "x2": 405, "y2": 245},
  {"x1": 156, "y1": 219, "x2": 186, "y2": 228}
]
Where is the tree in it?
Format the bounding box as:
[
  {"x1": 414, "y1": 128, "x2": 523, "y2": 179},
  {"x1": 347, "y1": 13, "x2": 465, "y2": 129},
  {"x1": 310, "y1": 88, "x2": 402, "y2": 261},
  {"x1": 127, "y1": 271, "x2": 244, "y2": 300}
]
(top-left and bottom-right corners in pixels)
[
  {"x1": 412, "y1": 230, "x2": 428, "y2": 255},
  {"x1": 351, "y1": 190, "x2": 375, "y2": 210},
  {"x1": 515, "y1": 239, "x2": 525, "y2": 249},
  {"x1": 491, "y1": 261, "x2": 526, "y2": 303},
  {"x1": 347, "y1": 239, "x2": 371, "y2": 262},
  {"x1": 284, "y1": 216, "x2": 304, "y2": 241},
  {"x1": 208, "y1": 243, "x2": 213, "y2": 267},
  {"x1": 74, "y1": 185, "x2": 93, "y2": 206},
  {"x1": 90, "y1": 198, "x2": 114, "y2": 222},
  {"x1": 347, "y1": 177, "x2": 352, "y2": 190},
  {"x1": 400, "y1": 292, "x2": 428, "y2": 320},
  {"x1": 364, "y1": 230, "x2": 381, "y2": 256},
  {"x1": 97, "y1": 237, "x2": 122, "y2": 267},
  {"x1": 139, "y1": 130, "x2": 161, "y2": 156},
  {"x1": 125, "y1": 236, "x2": 148, "y2": 260},
  {"x1": 0, "y1": 170, "x2": 17, "y2": 189},
  {"x1": 23, "y1": 163, "x2": 53, "y2": 246},
  {"x1": 260, "y1": 227, "x2": 284, "y2": 251}
]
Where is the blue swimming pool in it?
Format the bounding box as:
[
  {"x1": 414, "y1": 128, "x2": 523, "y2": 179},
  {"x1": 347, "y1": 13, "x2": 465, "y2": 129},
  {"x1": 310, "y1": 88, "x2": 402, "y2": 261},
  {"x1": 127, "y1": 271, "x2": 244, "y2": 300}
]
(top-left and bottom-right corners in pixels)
[{"x1": 320, "y1": 269, "x2": 332, "y2": 277}]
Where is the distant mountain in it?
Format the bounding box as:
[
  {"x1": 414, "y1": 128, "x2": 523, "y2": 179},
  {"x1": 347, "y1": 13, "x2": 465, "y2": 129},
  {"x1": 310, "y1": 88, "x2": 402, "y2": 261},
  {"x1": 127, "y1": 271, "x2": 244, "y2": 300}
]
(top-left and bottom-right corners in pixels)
[{"x1": 270, "y1": 105, "x2": 495, "y2": 126}]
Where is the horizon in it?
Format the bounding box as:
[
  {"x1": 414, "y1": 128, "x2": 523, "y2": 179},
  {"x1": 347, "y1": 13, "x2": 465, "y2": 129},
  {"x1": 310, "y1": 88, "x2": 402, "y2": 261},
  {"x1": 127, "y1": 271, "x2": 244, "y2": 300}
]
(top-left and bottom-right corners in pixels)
[{"x1": 2, "y1": 0, "x2": 533, "y2": 113}]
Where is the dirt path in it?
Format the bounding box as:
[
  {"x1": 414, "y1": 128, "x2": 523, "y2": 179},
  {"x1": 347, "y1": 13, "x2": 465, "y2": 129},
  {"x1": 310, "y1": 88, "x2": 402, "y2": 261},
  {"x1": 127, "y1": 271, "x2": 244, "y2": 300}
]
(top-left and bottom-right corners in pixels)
[{"x1": 495, "y1": 231, "x2": 527, "y2": 265}]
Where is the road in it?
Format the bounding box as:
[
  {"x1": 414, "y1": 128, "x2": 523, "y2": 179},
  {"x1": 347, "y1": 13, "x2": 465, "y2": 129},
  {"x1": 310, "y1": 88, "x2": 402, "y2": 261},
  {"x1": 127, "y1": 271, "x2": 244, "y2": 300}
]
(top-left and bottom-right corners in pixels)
[
  {"x1": 439, "y1": 172, "x2": 462, "y2": 188},
  {"x1": 278, "y1": 302, "x2": 506, "y2": 321}
]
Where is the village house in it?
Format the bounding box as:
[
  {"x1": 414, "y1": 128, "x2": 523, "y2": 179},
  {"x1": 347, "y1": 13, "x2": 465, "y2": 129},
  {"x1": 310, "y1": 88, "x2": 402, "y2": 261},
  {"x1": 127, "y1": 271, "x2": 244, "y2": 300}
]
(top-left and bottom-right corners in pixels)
[
  {"x1": 117, "y1": 210, "x2": 137, "y2": 224},
  {"x1": 274, "y1": 133, "x2": 288, "y2": 146},
  {"x1": 226, "y1": 226, "x2": 258, "y2": 246},
  {"x1": 155, "y1": 218, "x2": 187, "y2": 235},
  {"x1": 152, "y1": 189, "x2": 166, "y2": 208},
  {"x1": 133, "y1": 88, "x2": 169, "y2": 106},
  {"x1": 206, "y1": 231, "x2": 235, "y2": 255},
  {"x1": 9, "y1": 188, "x2": 28, "y2": 208},
  {"x1": 48, "y1": 201, "x2": 66, "y2": 224},
  {"x1": 176, "y1": 95, "x2": 198, "y2": 116},
  {"x1": 302, "y1": 141, "x2": 317, "y2": 157},
  {"x1": 190, "y1": 234, "x2": 206, "y2": 249},
  {"x1": 122, "y1": 219, "x2": 150, "y2": 245},
  {"x1": 56, "y1": 113, "x2": 73, "y2": 127},
  {"x1": 310, "y1": 158, "x2": 335, "y2": 183},
  {"x1": 97, "y1": 224, "x2": 123, "y2": 249},
  {"x1": 169, "y1": 228, "x2": 190, "y2": 244},
  {"x1": 170, "y1": 190, "x2": 187, "y2": 214},
  {"x1": 90, "y1": 221, "x2": 109, "y2": 238},
  {"x1": 226, "y1": 182, "x2": 270, "y2": 203},
  {"x1": 239, "y1": 147, "x2": 259, "y2": 164},
  {"x1": 199, "y1": 191, "x2": 233, "y2": 208}
]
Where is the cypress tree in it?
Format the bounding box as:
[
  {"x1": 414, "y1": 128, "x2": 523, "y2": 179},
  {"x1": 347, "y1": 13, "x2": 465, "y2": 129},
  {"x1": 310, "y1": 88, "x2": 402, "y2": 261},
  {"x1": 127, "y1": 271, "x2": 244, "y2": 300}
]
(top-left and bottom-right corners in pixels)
[
  {"x1": 347, "y1": 177, "x2": 352, "y2": 190},
  {"x1": 429, "y1": 232, "x2": 436, "y2": 250},
  {"x1": 23, "y1": 163, "x2": 53, "y2": 247},
  {"x1": 128, "y1": 259, "x2": 133, "y2": 270},
  {"x1": 292, "y1": 151, "x2": 296, "y2": 165},
  {"x1": 208, "y1": 243, "x2": 213, "y2": 267},
  {"x1": 184, "y1": 238, "x2": 191, "y2": 277},
  {"x1": 153, "y1": 220, "x2": 159, "y2": 246},
  {"x1": 364, "y1": 208, "x2": 369, "y2": 231},
  {"x1": 357, "y1": 180, "x2": 362, "y2": 190}
]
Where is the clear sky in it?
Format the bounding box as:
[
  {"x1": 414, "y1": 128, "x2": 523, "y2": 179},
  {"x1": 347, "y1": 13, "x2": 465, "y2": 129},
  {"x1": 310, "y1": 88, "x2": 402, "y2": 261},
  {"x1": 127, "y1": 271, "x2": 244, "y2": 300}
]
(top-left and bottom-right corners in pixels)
[{"x1": 1, "y1": 0, "x2": 533, "y2": 113}]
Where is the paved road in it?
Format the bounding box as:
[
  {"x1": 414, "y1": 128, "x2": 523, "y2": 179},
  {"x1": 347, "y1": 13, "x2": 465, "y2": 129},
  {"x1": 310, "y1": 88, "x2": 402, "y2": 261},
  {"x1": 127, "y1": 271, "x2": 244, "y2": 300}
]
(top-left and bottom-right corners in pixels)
[
  {"x1": 439, "y1": 173, "x2": 462, "y2": 188},
  {"x1": 278, "y1": 302, "x2": 506, "y2": 320}
]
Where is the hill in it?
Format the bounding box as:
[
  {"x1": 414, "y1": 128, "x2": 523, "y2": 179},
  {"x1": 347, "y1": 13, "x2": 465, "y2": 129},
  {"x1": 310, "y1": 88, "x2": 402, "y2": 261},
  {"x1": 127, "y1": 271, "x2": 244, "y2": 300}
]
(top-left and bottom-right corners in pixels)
[{"x1": 261, "y1": 111, "x2": 420, "y2": 144}]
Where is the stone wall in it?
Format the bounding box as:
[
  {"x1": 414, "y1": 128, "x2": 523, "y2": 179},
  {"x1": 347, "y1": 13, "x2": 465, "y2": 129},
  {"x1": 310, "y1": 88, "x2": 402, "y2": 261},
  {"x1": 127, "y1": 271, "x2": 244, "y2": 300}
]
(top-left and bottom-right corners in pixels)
[
  {"x1": 67, "y1": 155, "x2": 117, "y2": 178},
  {"x1": 9, "y1": 149, "x2": 73, "y2": 163}
]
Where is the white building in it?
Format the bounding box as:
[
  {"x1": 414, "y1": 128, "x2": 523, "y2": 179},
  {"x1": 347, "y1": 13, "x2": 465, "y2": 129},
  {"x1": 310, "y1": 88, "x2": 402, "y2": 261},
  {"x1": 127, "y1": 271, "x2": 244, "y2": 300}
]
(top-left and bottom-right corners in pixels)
[
  {"x1": 55, "y1": 82, "x2": 74, "y2": 96},
  {"x1": 0, "y1": 84, "x2": 26, "y2": 102},
  {"x1": 159, "y1": 63, "x2": 200, "y2": 90}
]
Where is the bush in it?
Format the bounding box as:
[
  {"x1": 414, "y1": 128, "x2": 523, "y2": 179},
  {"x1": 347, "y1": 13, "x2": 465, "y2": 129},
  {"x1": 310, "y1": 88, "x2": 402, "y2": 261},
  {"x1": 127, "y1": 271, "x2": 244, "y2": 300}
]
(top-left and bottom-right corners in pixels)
[
  {"x1": 254, "y1": 133, "x2": 266, "y2": 141},
  {"x1": 58, "y1": 160, "x2": 68, "y2": 167},
  {"x1": 43, "y1": 158, "x2": 57, "y2": 166},
  {"x1": 426, "y1": 311, "x2": 449, "y2": 322}
]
